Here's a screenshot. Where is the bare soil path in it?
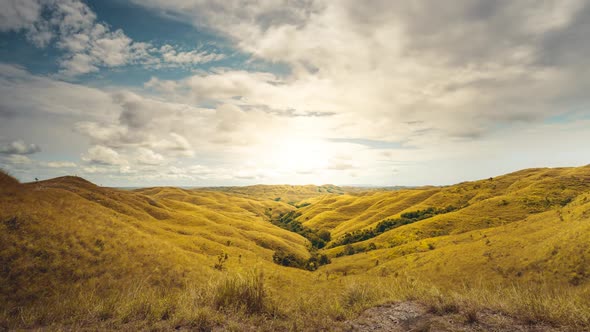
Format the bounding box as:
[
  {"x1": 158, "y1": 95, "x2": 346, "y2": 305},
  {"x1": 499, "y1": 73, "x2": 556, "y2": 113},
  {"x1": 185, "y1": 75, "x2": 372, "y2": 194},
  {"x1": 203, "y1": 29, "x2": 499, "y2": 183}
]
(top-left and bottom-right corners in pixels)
[{"x1": 346, "y1": 301, "x2": 570, "y2": 332}]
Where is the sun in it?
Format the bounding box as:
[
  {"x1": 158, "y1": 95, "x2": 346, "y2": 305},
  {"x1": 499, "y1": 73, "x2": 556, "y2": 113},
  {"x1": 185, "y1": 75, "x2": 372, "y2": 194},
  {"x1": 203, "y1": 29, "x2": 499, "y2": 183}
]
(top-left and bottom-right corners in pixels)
[{"x1": 264, "y1": 136, "x2": 331, "y2": 175}]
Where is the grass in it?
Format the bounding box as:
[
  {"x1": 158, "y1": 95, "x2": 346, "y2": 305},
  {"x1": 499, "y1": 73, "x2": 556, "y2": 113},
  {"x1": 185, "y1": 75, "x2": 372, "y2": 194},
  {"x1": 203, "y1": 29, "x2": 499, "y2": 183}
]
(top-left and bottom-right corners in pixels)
[
  {"x1": 0, "y1": 168, "x2": 18, "y2": 184},
  {"x1": 213, "y1": 269, "x2": 268, "y2": 314},
  {"x1": 2, "y1": 166, "x2": 590, "y2": 330},
  {"x1": 1, "y1": 267, "x2": 589, "y2": 330}
]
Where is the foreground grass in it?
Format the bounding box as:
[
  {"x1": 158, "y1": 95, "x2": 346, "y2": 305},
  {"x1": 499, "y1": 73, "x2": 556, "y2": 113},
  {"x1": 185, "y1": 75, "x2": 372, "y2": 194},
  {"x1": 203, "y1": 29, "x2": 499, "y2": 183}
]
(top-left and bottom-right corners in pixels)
[{"x1": 2, "y1": 269, "x2": 589, "y2": 331}]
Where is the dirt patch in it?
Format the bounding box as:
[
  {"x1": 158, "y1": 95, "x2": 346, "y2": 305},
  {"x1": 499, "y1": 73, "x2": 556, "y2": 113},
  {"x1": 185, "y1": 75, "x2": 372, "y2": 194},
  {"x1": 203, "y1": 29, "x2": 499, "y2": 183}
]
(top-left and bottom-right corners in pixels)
[{"x1": 346, "y1": 301, "x2": 568, "y2": 332}]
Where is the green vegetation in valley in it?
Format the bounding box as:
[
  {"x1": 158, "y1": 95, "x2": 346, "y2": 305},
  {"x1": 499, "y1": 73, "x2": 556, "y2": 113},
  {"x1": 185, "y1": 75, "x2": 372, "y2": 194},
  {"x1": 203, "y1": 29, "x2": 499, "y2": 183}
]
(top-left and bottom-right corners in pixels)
[
  {"x1": 331, "y1": 206, "x2": 459, "y2": 249},
  {"x1": 271, "y1": 210, "x2": 331, "y2": 249},
  {"x1": 269, "y1": 210, "x2": 332, "y2": 270}
]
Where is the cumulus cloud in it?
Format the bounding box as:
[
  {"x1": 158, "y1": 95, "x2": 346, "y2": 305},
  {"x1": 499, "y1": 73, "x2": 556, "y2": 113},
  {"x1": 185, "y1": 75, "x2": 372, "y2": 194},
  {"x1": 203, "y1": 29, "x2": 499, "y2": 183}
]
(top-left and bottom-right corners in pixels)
[
  {"x1": 45, "y1": 0, "x2": 153, "y2": 76},
  {"x1": 0, "y1": 63, "x2": 118, "y2": 119},
  {"x1": 3, "y1": 1, "x2": 590, "y2": 186},
  {"x1": 0, "y1": 0, "x2": 225, "y2": 77},
  {"x1": 132, "y1": 0, "x2": 590, "y2": 144},
  {"x1": 0, "y1": 0, "x2": 43, "y2": 33},
  {"x1": 136, "y1": 148, "x2": 165, "y2": 165},
  {"x1": 82, "y1": 145, "x2": 127, "y2": 166},
  {"x1": 152, "y1": 133, "x2": 194, "y2": 156},
  {"x1": 0, "y1": 140, "x2": 41, "y2": 154}
]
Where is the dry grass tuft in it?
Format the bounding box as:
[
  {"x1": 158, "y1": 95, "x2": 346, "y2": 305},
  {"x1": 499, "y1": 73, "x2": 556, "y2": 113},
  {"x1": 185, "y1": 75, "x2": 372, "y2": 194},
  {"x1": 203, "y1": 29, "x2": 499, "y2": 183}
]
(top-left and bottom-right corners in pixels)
[
  {"x1": 340, "y1": 281, "x2": 377, "y2": 310},
  {"x1": 213, "y1": 269, "x2": 268, "y2": 315}
]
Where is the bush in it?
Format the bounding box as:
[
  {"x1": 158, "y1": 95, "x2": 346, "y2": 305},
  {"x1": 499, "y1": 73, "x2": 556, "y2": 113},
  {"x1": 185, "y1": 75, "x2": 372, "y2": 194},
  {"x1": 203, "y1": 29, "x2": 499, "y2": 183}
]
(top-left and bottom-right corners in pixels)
[
  {"x1": 273, "y1": 250, "x2": 303, "y2": 268},
  {"x1": 273, "y1": 250, "x2": 331, "y2": 270},
  {"x1": 318, "y1": 229, "x2": 331, "y2": 242},
  {"x1": 214, "y1": 252, "x2": 229, "y2": 270},
  {"x1": 336, "y1": 244, "x2": 356, "y2": 257}
]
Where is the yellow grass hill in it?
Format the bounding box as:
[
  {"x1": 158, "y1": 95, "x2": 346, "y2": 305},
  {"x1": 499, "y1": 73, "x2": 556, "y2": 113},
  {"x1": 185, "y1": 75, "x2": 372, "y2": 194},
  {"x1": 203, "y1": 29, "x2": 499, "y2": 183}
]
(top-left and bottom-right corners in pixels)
[{"x1": 2, "y1": 166, "x2": 590, "y2": 331}]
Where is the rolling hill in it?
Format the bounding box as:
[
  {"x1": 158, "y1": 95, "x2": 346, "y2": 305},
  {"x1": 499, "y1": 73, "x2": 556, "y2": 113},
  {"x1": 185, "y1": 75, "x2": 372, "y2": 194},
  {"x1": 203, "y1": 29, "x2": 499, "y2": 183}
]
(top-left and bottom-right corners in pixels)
[{"x1": 1, "y1": 166, "x2": 590, "y2": 330}]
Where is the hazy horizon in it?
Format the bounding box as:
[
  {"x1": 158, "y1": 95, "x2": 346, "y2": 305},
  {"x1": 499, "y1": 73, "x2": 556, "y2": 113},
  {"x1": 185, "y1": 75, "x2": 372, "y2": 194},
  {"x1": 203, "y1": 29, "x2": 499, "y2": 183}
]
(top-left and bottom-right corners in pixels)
[{"x1": 1, "y1": 0, "x2": 590, "y2": 187}]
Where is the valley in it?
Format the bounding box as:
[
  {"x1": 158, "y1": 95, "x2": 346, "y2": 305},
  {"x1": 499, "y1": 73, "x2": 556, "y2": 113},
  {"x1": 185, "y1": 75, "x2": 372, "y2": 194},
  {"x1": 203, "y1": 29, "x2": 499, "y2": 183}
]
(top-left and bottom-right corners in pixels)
[{"x1": 1, "y1": 166, "x2": 590, "y2": 331}]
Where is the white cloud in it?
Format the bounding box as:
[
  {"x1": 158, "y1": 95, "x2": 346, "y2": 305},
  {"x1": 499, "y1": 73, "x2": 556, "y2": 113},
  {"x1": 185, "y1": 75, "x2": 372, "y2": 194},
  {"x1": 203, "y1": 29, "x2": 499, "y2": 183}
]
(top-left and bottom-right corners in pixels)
[
  {"x1": 0, "y1": 63, "x2": 118, "y2": 118},
  {"x1": 159, "y1": 44, "x2": 225, "y2": 66},
  {"x1": 3, "y1": 2, "x2": 590, "y2": 186},
  {"x1": 81, "y1": 165, "x2": 110, "y2": 174},
  {"x1": 152, "y1": 133, "x2": 194, "y2": 156},
  {"x1": 2, "y1": 0, "x2": 225, "y2": 77},
  {"x1": 59, "y1": 53, "x2": 99, "y2": 76},
  {"x1": 3, "y1": 154, "x2": 33, "y2": 165},
  {"x1": 82, "y1": 145, "x2": 127, "y2": 166},
  {"x1": 0, "y1": 139, "x2": 41, "y2": 154},
  {"x1": 0, "y1": 0, "x2": 42, "y2": 32},
  {"x1": 136, "y1": 148, "x2": 165, "y2": 165},
  {"x1": 45, "y1": 161, "x2": 77, "y2": 168},
  {"x1": 131, "y1": 0, "x2": 590, "y2": 145}
]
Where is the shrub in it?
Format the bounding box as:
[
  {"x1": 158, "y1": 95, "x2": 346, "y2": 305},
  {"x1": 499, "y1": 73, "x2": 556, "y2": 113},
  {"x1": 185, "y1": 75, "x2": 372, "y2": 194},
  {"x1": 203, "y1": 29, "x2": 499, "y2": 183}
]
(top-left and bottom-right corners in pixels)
[
  {"x1": 214, "y1": 252, "x2": 229, "y2": 270},
  {"x1": 273, "y1": 250, "x2": 303, "y2": 268},
  {"x1": 273, "y1": 250, "x2": 331, "y2": 270},
  {"x1": 318, "y1": 229, "x2": 331, "y2": 242},
  {"x1": 4, "y1": 216, "x2": 20, "y2": 231},
  {"x1": 318, "y1": 254, "x2": 331, "y2": 266},
  {"x1": 336, "y1": 244, "x2": 356, "y2": 257}
]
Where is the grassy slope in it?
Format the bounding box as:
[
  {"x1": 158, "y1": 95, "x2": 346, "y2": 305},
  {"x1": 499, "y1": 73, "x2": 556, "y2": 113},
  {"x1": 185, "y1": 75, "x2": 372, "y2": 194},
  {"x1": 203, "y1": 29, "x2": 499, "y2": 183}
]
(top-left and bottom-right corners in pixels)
[
  {"x1": 199, "y1": 184, "x2": 345, "y2": 204},
  {"x1": 2, "y1": 166, "x2": 590, "y2": 330},
  {"x1": 0, "y1": 175, "x2": 324, "y2": 327},
  {"x1": 305, "y1": 166, "x2": 590, "y2": 287}
]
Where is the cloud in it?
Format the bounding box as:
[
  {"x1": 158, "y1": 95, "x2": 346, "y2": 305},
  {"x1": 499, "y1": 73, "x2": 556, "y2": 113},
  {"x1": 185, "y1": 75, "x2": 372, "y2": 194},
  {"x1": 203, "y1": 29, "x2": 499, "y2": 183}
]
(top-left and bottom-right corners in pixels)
[
  {"x1": 1, "y1": 0, "x2": 225, "y2": 77},
  {"x1": 3, "y1": 2, "x2": 590, "y2": 186},
  {"x1": 82, "y1": 145, "x2": 127, "y2": 166},
  {"x1": 0, "y1": 63, "x2": 118, "y2": 119},
  {"x1": 2, "y1": 154, "x2": 33, "y2": 165},
  {"x1": 45, "y1": 1, "x2": 153, "y2": 76},
  {"x1": 152, "y1": 133, "x2": 194, "y2": 156},
  {"x1": 158, "y1": 44, "x2": 225, "y2": 66},
  {"x1": 132, "y1": 0, "x2": 590, "y2": 145},
  {"x1": 75, "y1": 122, "x2": 129, "y2": 145},
  {"x1": 327, "y1": 159, "x2": 355, "y2": 171},
  {"x1": 45, "y1": 161, "x2": 77, "y2": 168},
  {"x1": 0, "y1": 0, "x2": 43, "y2": 33},
  {"x1": 0, "y1": 140, "x2": 41, "y2": 154},
  {"x1": 136, "y1": 148, "x2": 165, "y2": 165}
]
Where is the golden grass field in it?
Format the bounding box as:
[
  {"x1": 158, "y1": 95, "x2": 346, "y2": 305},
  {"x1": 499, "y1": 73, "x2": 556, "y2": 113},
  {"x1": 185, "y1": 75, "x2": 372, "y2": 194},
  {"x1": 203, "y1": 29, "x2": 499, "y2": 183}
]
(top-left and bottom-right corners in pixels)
[{"x1": 1, "y1": 166, "x2": 590, "y2": 331}]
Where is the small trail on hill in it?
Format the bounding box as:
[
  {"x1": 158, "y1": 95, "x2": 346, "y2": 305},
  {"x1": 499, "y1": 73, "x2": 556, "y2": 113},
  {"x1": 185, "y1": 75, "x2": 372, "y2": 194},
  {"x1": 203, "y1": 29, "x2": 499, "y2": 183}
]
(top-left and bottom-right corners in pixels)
[{"x1": 346, "y1": 301, "x2": 567, "y2": 332}]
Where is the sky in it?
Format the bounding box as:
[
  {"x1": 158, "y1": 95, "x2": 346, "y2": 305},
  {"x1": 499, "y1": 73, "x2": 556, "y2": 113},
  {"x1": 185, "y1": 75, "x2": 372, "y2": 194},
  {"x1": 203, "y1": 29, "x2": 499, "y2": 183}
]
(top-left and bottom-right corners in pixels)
[{"x1": 0, "y1": 0, "x2": 589, "y2": 187}]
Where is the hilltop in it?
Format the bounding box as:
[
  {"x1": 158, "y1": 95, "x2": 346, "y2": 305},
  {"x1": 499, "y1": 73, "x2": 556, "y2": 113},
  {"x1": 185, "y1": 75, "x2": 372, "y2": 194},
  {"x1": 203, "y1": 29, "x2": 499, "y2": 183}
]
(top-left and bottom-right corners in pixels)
[
  {"x1": 1, "y1": 166, "x2": 590, "y2": 330},
  {"x1": 199, "y1": 184, "x2": 347, "y2": 204}
]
